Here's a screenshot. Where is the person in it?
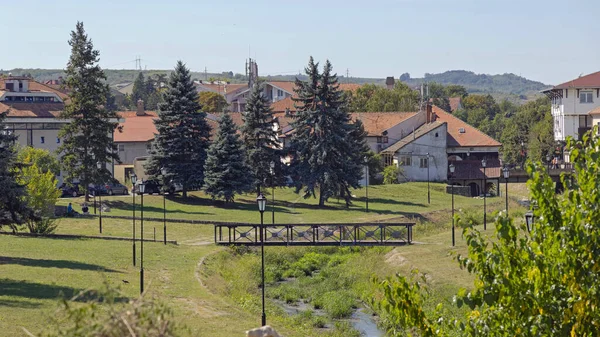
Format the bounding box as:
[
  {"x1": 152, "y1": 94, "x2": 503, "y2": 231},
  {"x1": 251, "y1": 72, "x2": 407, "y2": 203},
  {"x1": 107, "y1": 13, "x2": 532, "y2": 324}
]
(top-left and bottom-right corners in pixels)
[{"x1": 67, "y1": 203, "x2": 74, "y2": 217}]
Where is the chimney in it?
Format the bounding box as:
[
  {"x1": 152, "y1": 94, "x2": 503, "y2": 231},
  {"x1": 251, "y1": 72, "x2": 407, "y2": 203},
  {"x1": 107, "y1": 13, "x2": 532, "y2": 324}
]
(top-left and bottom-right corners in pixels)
[
  {"x1": 426, "y1": 104, "x2": 433, "y2": 123},
  {"x1": 136, "y1": 99, "x2": 145, "y2": 116},
  {"x1": 385, "y1": 76, "x2": 395, "y2": 90}
]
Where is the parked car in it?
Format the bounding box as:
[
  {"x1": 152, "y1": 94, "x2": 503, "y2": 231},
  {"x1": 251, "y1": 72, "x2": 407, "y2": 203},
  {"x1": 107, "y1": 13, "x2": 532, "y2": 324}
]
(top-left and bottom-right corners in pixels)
[
  {"x1": 60, "y1": 183, "x2": 81, "y2": 197},
  {"x1": 134, "y1": 180, "x2": 162, "y2": 195},
  {"x1": 104, "y1": 182, "x2": 129, "y2": 195}
]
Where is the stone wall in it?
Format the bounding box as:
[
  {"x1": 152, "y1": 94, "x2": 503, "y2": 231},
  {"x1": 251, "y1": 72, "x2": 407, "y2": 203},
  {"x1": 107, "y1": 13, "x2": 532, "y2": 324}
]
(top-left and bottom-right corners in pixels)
[{"x1": 446, "y1": 185, "x2": 471, "y2": 197}]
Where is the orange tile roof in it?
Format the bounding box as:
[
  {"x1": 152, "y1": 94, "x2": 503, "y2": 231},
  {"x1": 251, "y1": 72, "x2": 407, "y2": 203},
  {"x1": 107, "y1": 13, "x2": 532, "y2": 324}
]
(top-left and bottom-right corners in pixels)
[
  {"x1": 114, "y1": 111, "x2": 158, "y2": 142},
  {"x1": 197, "y1": 83, "x2": 248, "y2": 95},
  {"x1": 588, "y1": 106, "x2": 600, "y2": 115},
  {"x1": 351, "y1": 112, "x2": 416, "y2": 136},
  {"x1": 271, "y1": 97, "x2": 296, "y2": 112},
  {"x1": 449, "y1": 97, "x2": 462, "y2": 111},
  {"x1": 432, "y1": 106, "x2": 501, "y2": 147},
  {"x1": 267, "y1": 81, "x2": 296, "y2": 95},
  {"x1": 1, "y1": 102, "x2": 64, "y2": 118},
  {"x1": 0, "y1": 78, "x2": 69, "y2": 101},
  {"x1": 338, "y1": 83, "x2": 362, "y2": 92},
  {"x1": 552, "y1": 71, "x2": 600, "y2": 89}
]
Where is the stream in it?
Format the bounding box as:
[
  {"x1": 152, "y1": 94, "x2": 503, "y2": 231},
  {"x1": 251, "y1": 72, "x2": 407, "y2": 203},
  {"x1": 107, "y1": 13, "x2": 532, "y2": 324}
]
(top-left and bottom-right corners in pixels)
[{"x1": 276, "y1": 300, "x2": 385, "y2": 336}]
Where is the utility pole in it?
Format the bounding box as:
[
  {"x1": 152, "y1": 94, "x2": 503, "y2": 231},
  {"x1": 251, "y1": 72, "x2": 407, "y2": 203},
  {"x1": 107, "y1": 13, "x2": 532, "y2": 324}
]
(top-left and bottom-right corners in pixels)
[
  {"x1": 205, "y1": 66, "x2": 207, "y2": 81},
  {"x1": 346, "y1": 68, "x2": 349, "y2": 84}
]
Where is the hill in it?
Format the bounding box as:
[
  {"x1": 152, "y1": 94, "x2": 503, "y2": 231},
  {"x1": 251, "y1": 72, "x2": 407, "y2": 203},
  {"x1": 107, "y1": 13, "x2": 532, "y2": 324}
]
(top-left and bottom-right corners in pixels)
[{"x1": 1, "y1": 68, "x2": 548, "y2": 98}]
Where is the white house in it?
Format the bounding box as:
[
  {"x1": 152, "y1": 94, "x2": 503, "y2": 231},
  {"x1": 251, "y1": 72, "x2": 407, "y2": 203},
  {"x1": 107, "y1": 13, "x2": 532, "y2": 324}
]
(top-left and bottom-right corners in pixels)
[{"x1": 543, "y1": 71, "x2": 600, "y2": 143}]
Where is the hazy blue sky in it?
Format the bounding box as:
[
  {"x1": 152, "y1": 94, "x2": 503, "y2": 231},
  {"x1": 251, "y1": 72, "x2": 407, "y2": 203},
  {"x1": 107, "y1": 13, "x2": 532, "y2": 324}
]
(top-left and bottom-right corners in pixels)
[{"x1": 2, "y1": 0, "x2": 598, "y2": 84}]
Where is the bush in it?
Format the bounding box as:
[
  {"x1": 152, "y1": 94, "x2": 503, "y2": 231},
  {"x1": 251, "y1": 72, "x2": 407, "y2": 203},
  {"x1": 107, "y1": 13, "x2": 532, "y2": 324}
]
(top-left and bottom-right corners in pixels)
[
  {"x1": 316, "y1": 291, "x2": 356, "y2": 319},
  {"x1": 383, "y1": 165, "x2": 400, "y2": 184},
  {"x1": 27, "y1": 217, "x2": 58, "y2": 234}
]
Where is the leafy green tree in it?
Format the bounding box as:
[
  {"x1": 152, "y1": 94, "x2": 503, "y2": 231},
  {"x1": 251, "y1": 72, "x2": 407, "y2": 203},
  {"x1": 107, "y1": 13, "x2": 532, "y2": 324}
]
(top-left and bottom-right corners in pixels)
[
  {"x1": 17, "y1": 146, "x2": 60, "y2": 175},
  {"x1": 199, "y1": 91, "x2": 229, "y2": 113},
  {"x1": 146, "y1": 61, "x2": 211, "y2": 197},
  {"x1": 241, "y1": 83, "x2": 283, "y2": 193},
  {"x1": 373, "y1": 128, "x2": 600, "y2": 336},
  {"x1": 204, "y1": 113, "x2": 253, "y2": 202},
  {"x1": 290, "y1": 57, "x2": 366, "y2": 206},
  {"x1": 0, "y1": 111, "x2": 36, "y2": 232},
  {"x1": 382, "y1": 165, "x2": 400, "y2": 184},
  {"x1": 349, "y1": 82, "x2": 419, "y2": 112},
  {"x1": 527, "y1": 113, "x2": 554, "y2": 162},
  {"x1": 444, "y1": 84, "x2": 468, "y2": 98},
  {"x1": 58, "y1": 22, "x2": 120, "y2": 201}
]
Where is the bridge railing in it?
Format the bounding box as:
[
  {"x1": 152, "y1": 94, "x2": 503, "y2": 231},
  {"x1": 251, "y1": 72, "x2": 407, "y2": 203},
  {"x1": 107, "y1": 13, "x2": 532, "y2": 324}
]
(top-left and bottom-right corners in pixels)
[{"x1": 214, "y1": 223, "x2": 415, "y2": 246}]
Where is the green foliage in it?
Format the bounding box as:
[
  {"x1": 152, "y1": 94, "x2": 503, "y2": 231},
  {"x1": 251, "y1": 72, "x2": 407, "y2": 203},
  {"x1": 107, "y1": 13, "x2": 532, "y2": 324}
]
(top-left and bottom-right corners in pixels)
[
  {"x1": 37, "y1": 283, "x2": 178, "y2": 337},
  {"x1": 0, "y1": 112, "x2": 36, "y2": 231},
  {"x1": 241, "y1": 83, "x2": 284, "y2": 192},
  {"x1": 146, "y1": 61, "x2": 212, "y2": 197},
  {"x1": 204, "y1": 113, "x2": 253, "y2": 202},
  {"x1": 291, "y1": 57, "x2": 368, "y2": 206},
  {"x1": 383, "y1": 165, "x2": 400, "y2": 184},
  {"x1": 348, "y1": 82, "x2": 419, "y2": 112},
  {"x1": 373, "y1": 129, "x2": 600, "y2": 336},
  {"x1": 16, "y1": 150, "x2": 60, "y2": 233},
  {"x1": 58, "y1": 22, "x2": 120, "y2": 198},
  {"x1": 198, "y1": 91, "x2": 228, "y2": 113}
]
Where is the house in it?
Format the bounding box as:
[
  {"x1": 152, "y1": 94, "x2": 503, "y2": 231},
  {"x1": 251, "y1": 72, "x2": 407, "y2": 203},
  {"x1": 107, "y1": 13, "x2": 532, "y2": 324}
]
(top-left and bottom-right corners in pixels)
[
  {"x1": 542, "y1": 71, "x2": 600, "y2": 146},
  {"x1": 0, "y1": 76, "x2": 116, "y2": 184}
]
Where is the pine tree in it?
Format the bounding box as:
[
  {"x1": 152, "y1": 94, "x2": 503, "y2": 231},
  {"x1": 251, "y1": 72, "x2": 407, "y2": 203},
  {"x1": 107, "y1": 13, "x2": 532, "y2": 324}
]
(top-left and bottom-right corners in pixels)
[
  {"x1": 146, "y1": 61, "x2": 211, "y2": 197},
  {"x1": 131, "y1": 72, "x2": 146, "y2": 107},
  {"x1": 204, "y1": 113, "x2": 253, "y2": 202},
  {"x1": 241, "y1": 83, "x2": 283, "y2": 194},
  {"x1": 290, "y1": 57, "x2": 367, "y2": 206},
  {"x1": 58, "y1": 22, "x2": 120, "y2": 200},
  {"x1": 0, "y1": 111, "x2": 36, "y2": 231}
]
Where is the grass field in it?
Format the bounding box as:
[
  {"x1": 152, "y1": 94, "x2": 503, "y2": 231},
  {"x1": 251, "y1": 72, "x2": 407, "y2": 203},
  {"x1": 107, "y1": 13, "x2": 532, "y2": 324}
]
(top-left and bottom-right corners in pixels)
[{"x1": 0, "y1": 182, "x2": 530, "y2": 336}]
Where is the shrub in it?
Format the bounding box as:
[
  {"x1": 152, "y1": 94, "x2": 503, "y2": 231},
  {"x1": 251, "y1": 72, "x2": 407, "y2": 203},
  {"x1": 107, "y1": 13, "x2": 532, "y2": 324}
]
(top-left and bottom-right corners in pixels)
[{"x1": 383, "y1": 165, "x2": 400, "y2": 184}]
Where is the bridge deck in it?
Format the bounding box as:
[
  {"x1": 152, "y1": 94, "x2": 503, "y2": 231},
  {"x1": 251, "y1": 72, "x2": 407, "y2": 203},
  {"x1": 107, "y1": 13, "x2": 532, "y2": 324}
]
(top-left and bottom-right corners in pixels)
[{"x1": 214, "y1": 223, "x2": 415, "y2": 246}]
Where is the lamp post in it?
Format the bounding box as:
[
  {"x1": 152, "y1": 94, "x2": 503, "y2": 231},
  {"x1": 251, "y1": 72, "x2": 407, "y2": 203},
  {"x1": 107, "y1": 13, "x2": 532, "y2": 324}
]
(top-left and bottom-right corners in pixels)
[
  {"x1": 270, "y1": 161, "x2": 275, "y2": 225},
  {"x1": 139, "y1": 180, "x2": 146, "y2": 294},
  {"x1": 503, "y1": 167, "x2": 510, "y2": 213},
  {"x1": 524, "y1": 210, "x2": 534, "y2": 232},
  {"x1": 96, "y1": 162, "x2": 103, "y2": 234},
  {"x1": 482, "y1": 159, "x2": 487, "y2": 230},
  {"x1": 427, "y1": 153, "x2": 431, "y2": 204},
  {"x1": 256, "y1": 193, "x2": 267, "y2": 327},
  {"x1": 131, "y1": 173, "x2": 137, "y2": 267},
  {"x1": 364, "y1": 156, "x2": 369, "y2": 212},
  {"x1": 161, "y1": 167, "x2": 168, "y2": 245},
  {"x1": 449, "y1": 163, "x2": 456, "y2": 246}
]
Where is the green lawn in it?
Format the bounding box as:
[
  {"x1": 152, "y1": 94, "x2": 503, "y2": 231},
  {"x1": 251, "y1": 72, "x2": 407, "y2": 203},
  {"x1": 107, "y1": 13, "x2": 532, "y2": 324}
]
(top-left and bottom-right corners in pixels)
[{"x1": 0, "y1": 182, "x2": 530, "y2": 336}]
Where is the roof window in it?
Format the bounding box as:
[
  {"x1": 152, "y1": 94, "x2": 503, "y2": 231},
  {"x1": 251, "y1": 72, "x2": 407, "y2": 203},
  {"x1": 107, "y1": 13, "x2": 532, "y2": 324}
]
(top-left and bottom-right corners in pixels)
[{"x1": 458, "y1": 128, "x2": 465, "y2": 134}]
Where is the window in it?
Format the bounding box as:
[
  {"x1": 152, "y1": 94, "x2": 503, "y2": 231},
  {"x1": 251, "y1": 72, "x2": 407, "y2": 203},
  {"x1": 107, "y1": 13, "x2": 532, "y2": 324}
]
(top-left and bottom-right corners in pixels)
[
  {"x1": 579, "y1": 115, "x2": 593, "y2": 128},
  {"x1": 277, "y1": 89, "x2": 284, "y2": 97},
  {"x1": 118, "y1": 144, "x2": 125, "y2": 152},
  {"x1": 435, "y1": 132, "x2": 439, "y2": 137},
  {"x1": 26, "y1": 96, "x2": 33, "y2": 102},
  {"x1": 580, "y1": 91, "x2": 593, "y2": 104},
  {"x1": 377, "y1": 136, "x2": 388, "y2": 143},
  {"x1": 399, "y1": 156, "x2": 411, "y2": 166},
  {"x1": 419, "y1": 157, "x2": 428, "y2": 168},
  {"x1": 40, "y1": 136, "x2": 45, "y2": 144}
]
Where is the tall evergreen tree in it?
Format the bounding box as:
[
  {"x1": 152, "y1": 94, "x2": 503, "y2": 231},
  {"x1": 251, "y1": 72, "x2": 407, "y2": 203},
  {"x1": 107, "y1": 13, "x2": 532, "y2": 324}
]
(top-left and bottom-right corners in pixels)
[
  {"x1": 58, "y1": 22, "x2": 120, "y2": 200},
  {"x1": 204, "y1": 113, "x2": 253, "y2": 202},
  {"x1": 131, "y1": 72, "x2": 146, "y2": 107},
  {"x1": 290, "y1": 57, "x2": 367, "y2": 206},
  {"x1": 0, "y1": 111, "x2": 36, "y2": 232},
  {"x1": 146, "y1": 61, "x2": 211, "y2": 197},
  {"x1": 241, "y1": 83, "x2": 283, "y2": 194}
]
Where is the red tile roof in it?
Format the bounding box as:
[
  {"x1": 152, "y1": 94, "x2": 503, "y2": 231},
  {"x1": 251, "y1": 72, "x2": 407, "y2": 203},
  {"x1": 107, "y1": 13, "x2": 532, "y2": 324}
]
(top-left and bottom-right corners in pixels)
[
  {"x1": 267, "y1": 81, "x2": 296, "y2": 95},
  {"x1": 449, "y1": 97, "x2": 462, "y2": 111},
  {"x1": 0, "y1": 78, "x2": 69, "y2": 101},
  {"x1": 197, "y1": 83, "x2": 248, "y2": 95},
  {"x1": 552, "y1": 71, "x2": 600, "y2": 89},
  {"x1": 433, "y1": 106, "x2": 501, "y2": 148},
  {"x1": 271, "y1": 97, "x2": 296, "y2": 112},
  {"x1": 588, "y1": 106, "x2": 600, "y2": 115},
  {"x1": 114, "y1": 111, "x2": 158, "y2": 142},
  {"x1": 352, "y1": 112, "x2": 416, "y2": 136},
  {"x1": 1, "y1": 102, "x2": 64, "y2": 118}
]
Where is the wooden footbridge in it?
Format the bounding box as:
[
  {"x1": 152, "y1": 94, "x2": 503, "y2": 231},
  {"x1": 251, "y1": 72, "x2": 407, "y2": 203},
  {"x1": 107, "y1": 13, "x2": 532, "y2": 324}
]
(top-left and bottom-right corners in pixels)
[{"x1": 214, "y1": 223, "x2": 415, "y2": 246}]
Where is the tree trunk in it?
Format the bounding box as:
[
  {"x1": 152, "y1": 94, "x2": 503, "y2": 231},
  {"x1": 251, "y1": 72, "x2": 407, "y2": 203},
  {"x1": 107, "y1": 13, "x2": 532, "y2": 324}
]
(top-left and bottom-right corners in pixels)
[
  {"x1": 182, "y1": 186, "x2": 188, "y2": 198},
  {"x1": 319, "y1": 189, "x2": 325, "y2": 207}
]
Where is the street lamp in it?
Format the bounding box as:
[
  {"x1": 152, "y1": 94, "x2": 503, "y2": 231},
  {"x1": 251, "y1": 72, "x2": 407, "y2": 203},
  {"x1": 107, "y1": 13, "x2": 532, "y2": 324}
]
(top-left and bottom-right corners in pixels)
[
  {"x1": 139, "y1": 180, "x2": 146, "y2": 294},
  {"x1": 364, "y1": 156, "x2": 369, "y2": 212},
  {"x1": 481, "y1": 158, "x2": 487, "y2": 230},
  {"x1": 96, "y1": 162, "x2": 103, "y2": 234},
  {"x1": 161, "y1": 167, "x2": 168, "y2": 245},
  {"x1": 449, "y1": 163, "x2": 456, "y2": 247},
  {"x1": 524, "y1": 210, "x2": 534, "y2": 232},
  {"x1": 503, "y1": 167, "x2": 510, "y2": 213},
  {"x1": 256, "y1": 193, "x2": 267, "y2": 327},
  {"x1": 270, "y1": 161, "x2": 275, "y2": 225},
  {"x1": 131, "y1": 173, "x2": 137, "y2": 267},
  {"x1": 427, "y1": 153, "x2": 431, "y2": 204}
]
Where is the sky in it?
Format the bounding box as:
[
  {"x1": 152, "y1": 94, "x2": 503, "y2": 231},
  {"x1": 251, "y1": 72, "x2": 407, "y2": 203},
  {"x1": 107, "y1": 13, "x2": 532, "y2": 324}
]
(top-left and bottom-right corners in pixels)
[{"x1": 1, "y1": 0, "x2": 598, "y2": 85}]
